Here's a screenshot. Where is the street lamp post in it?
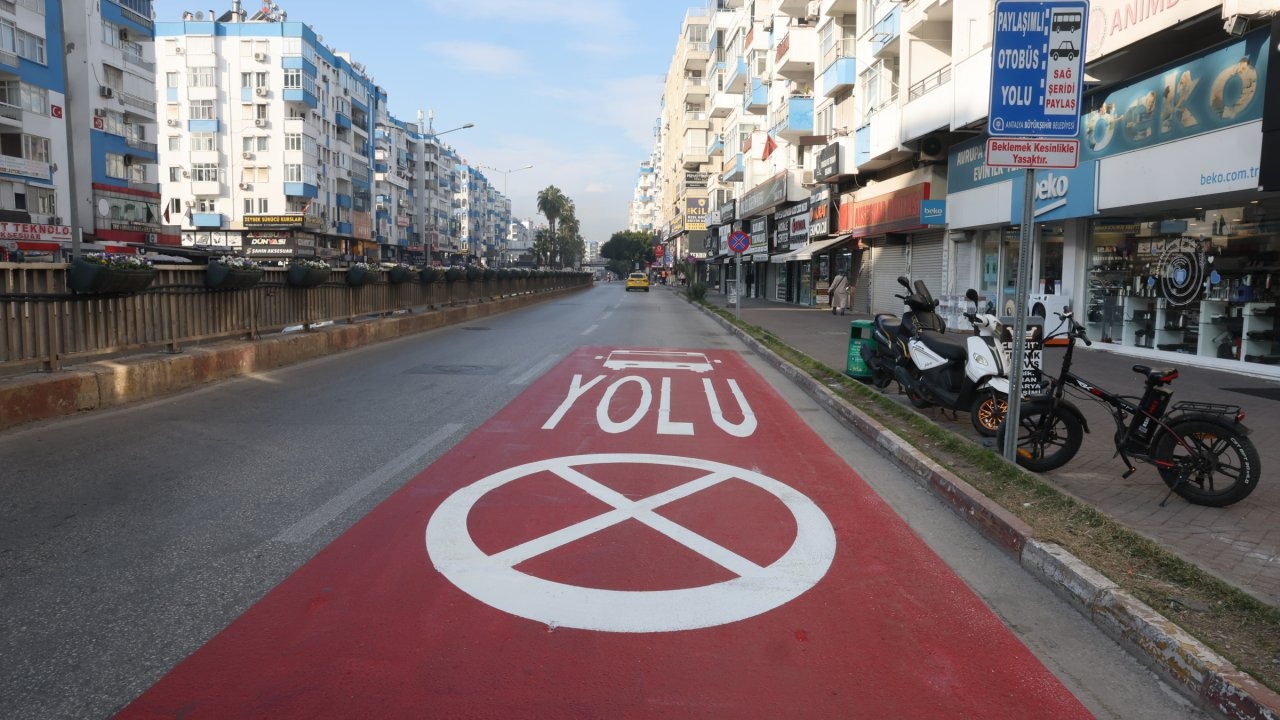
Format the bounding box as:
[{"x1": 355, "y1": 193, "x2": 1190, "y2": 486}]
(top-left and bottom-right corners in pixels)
[
  {"x1": 480, "y1": 164, "x2": 533, "y2": 266},
  {"x1": 425, "y1": 123, "x2": 473, "y2": 263}
]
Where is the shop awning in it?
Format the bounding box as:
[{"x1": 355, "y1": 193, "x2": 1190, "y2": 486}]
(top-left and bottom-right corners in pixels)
[{"x1": 769, "y1": 234, "x2": 851, "y2": 263}]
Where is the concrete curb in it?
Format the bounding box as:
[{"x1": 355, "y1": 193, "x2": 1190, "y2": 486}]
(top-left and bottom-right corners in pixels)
[
  {"x1": 698, "y1": 301, "x2": 1280, "y2": 720},
  {"x1": 0, "y1": 286, "x2": 587, "y2": 432}
]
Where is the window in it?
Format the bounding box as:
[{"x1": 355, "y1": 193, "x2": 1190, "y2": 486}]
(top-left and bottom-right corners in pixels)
[
  {"x1": 190, "y1": 100, "x2": 215, "y2": 119},
  {"x1": 128, "y1": 164, "x2": 146, "y2": 185},
  {"x1": 284, "y1": 132, "x2": 302, "y2": 151},
  {"x1": 166, "y1": 72, "x2": 179, "y2": 88},
  {"x1": 0, "y1": 79, "x2": 17, "y2": 107},
  {"x1": 284, "y1": 163, "x2": 302, "y2": 182},
  {"x1": 283, "y1": 68, "x2": 301, "y2": 89},
  {"x1": 30, "y1": 186, "x2": 55, "y2": 215},
  {"x1": 22, "y1": 134, "x2": 49, "y2": 163},
  {"x1": 191, "y1": 163, "x2": 219, "y2": 182},
  {"x1": 191, "y1": 132, "x2": 216, "y2": 151},
  {"x1": 169, "y1": 198, "x2": 182, "y2": 215},
  {"x1": 103, "y1": 21, "x2": 122, "y2": 49},
  {"x1": 105, "y1": 153, "x2": 127, "y2": 178},
  {"x1": 15, "y1": 28, "x2": 46, "y2": 64},
  {"x1": 196, "y1": 198, "x2": 217, "y2": 212},
  {"x1": 189, "y1": 67, "x2": 216, "y2": 87},
  {"x1": 168, "y1": 136, "x2": 181, "y2": 151},
  {"x1": 243, "y1": 197, "x2": 268, "y2": 214},
  {"x1": 256, "y1": 104, "x2": 268, "y2": 119},
  {"x1": 169, "y1": 166, "x2": 183, "y2": 181},
  {"x1": 240, "y1": 71, "x2": 268, "y2": 88}
]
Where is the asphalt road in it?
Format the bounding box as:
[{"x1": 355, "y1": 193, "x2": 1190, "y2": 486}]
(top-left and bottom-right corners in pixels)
[{"x1": 0, "y1": 283, "x2": 1205, "y2": 719}]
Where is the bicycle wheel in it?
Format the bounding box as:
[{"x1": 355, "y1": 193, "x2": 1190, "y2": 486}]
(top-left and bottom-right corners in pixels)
[
  {"x1": 1152, "y1": 419, "x2": 1261, "y2": 507},
  {"x1": 970, "y1": 390, "x2": 1007, "y2": 437},
  {"x1": 996, "y1": 403, "x2": 1083, "y2": 472}
]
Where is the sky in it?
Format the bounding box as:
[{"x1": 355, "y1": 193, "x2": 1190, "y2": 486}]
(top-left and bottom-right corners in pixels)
[{"x1": 159, "y1": 0, "x2": 701, "y2": 243}]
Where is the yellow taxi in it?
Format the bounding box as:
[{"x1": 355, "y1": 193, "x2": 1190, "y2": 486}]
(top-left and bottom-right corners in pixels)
[{"x1": 626, "y1": 272, "x2": 650, "y2": 292}]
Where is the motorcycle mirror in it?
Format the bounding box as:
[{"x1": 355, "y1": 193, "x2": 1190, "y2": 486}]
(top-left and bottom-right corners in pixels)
[
  {"x1": 986, "y1": 301, "x2": 996, "y2": 315},
  {"x1": 964, "y1": 288, "x2": 979, "y2": 302},
  {"x1": 897, "y1": 276, "x2": 911, "y2": 289}
]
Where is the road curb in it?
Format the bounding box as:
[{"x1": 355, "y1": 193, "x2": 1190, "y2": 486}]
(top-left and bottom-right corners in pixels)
[
  {"x1": 697, "y1": 300, "x2": 1280, "y2": 720},
  {"x1": 0, "y1": 286, "x2": 587, "y2": 432}
]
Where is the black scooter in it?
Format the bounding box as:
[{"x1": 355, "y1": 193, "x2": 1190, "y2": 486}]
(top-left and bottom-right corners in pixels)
[{"x1": 859, "y1": 276, "x2": 945, "y2": 390}]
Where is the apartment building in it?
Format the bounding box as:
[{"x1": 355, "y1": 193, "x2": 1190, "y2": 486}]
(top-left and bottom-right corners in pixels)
[
  {"x1": 649, "y1": 0, "x2": 1280, "y2": 376},
  {"x1": 154, "y1": 3, "x2": 507, "y2": 266},
  {"x1": 0, "y1": 0, "x2": 161, "y2": 260}
]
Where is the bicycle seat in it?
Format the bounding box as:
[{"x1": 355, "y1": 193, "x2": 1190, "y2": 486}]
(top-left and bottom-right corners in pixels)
[{"x1": 1132, "y1": 365, "x2": 1178, "y2": 383}]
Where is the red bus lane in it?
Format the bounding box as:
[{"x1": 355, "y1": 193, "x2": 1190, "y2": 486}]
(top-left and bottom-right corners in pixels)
[{"x1": 118, "y1": 347, "x2": 1090, "y2": 719}]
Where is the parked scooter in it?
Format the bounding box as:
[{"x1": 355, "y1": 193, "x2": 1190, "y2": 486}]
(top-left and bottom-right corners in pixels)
[
  {"x1": 893, "y1": 288, "x2": 1012, "y2": 435},
  {"x1": 859, "y1": 276, "x2": 945, "y2": 390},
  {"x1": 965, "y1": 293, "x2": 1047, "y2": 436}
]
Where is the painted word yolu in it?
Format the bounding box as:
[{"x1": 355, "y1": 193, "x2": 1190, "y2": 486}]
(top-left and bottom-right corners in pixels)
[{"x1": 542, "y1": 374, "x2": 758, "y2": 438}]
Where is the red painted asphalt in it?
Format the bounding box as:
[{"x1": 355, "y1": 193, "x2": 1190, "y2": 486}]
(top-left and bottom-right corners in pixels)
[{"x1": 117, "y1": 347, "x2": 1090, "y2": 719}]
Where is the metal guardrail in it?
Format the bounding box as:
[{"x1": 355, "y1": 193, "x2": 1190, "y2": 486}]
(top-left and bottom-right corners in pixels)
[
  {"x1": 908, "y1": 65, "x2": 952, "y2": 102},
  {"x1": 0, "y1": 263, "x2": 589, "y2": 374}
]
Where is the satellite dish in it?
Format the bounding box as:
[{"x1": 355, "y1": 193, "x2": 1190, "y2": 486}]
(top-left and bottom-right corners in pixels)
[{"x1": 194, "y1": 10, "x2": 204, "y2": 19}]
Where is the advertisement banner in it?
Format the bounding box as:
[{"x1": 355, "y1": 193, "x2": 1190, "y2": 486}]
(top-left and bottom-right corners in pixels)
[
  {"x1": 686, "y1": 197, "x2": 709, "y2": 231},
  {"x1": 1081, "y1": 30, "x2": 1269, "y2": 161}
]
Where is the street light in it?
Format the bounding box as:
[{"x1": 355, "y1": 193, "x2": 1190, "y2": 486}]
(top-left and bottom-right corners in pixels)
[
  {"x1": 479, "y1": 164, "x2": 533, "y2": 267},
  {"x1": 433, "y1": 122, "x2": 474, "y2": 137}
]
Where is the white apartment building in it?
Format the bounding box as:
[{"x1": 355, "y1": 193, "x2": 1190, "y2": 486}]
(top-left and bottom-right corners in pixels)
[
  {"x1": 653, "y1": 0, "x2": 1280, "y2": 377},
  {"x1": 1, "y1": 0, "x2": 161, "y2": 260},
  {"x1": 155, "y1": 4, "x2": 506, "y2": 266}
]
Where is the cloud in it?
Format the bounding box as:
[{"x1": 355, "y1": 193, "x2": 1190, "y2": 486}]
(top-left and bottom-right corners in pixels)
[{"x1": 425, "y1": 41, "x2": 530, "y2": 76}]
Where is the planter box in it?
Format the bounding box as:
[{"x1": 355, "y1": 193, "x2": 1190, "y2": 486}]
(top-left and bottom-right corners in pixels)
[
  {"x1": 67, "y1": 258, "x2": 157, "y2": 294},
  {"x1": 465, "y1": 266, "x2": 482, "y2": 282},
  {"x1": 388, "y1": 266, "x2": 413, "y2": 284},
  {"x1": 419, "y1": 267, "x2": 440, "y2": 284},
  {"x1": 287, "y1": 265, "x2": 330, "y2": 288},
  {"x1": 204, "y1": 264, "x2": 263, "y2": 290},
  {"x1": 444, "y1": 268, "x2": 464, "y2": 283},
  {"x1": 346, "y1": 267, "x2": 374, "y2": 287}
]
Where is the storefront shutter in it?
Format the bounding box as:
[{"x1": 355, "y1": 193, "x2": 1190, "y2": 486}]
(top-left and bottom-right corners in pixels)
[
  {"x1": 908, "y1": 231, "x2": 945, "y2": 299},
  {"x1": 871, "y1": 238, "x2": 909, "y2": 316}
]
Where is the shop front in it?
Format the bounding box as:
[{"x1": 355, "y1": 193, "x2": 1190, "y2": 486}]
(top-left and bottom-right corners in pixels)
[
  {"x1": 1074, "y1": 27, "x2": 1280, "y2": 374},
  {"x1": 844, "y1": 169, "x2": 944, "y2": 315},
  {"x1": 737, "y1": 170, "x2": 806, "y2": 299}
]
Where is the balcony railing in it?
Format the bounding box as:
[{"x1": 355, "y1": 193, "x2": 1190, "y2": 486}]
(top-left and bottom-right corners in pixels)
[
  {"x1": 109, "y1": 0, "x2": 154, "y2": 29},
  {"x1": 120, "y1": 91, "x2": 156, "y2": 114},
  {"x1": 126, "y1": 136, "x2": 158, "y2": 154},
  {"x1": 121, "y1": 52, "x2": 154, "y2": 73},
  {"x1": 908, "y1": 65, "x2": 951, "y2": 102}
]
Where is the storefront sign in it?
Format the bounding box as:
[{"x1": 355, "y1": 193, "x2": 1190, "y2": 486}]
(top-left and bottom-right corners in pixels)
[
  {"x1": 244, "y1": 231, "x2": 300, "y2": 256},
  {"x1": 1097, "y1": 120, "x2": 1262, "y2": 208},
  {"x1": 1085, "y1": 0, "x2": 1219, "y2": 63},
  {"x1": 814, "y1": 142, "x2": 841, "y2": 183},
  {"x1": 685, "y1": 171, "x2": 710, "y2": 189},
  {"x1": 773, "y1": 203, "x2": 810, "y2": 252},
  {"x1": 738, "y1": 171, "x2": 788, "y2": 218},
  {"x1": 921, "y1": 200, "x2": 946, "y2": 225},
  {"x1": 686, "y1": 198, "x2": 709, "y2": 231},
  {"x1": 847, "y1": 183, "x2": 930, "y2": 237},
  {"x1": 0, "y1": 223, "x2": 71, "y2": 243},
  {"x1": 243, "y1": 214, "x2": 308, "y2": 228},
  {"x1": 749, "y1": 217, "x2": 769, "y2": 257},
  {"x1": 949, "y1": 134, "x2": 1097, "y2": 225},
  {"x1": 0, "y1": 155, "x2": 51, "y2": 180},
  {"x1": 1082, "y1": 30, "x2": 1269, "y2": 161},
  {"x1": 809, "y1": 185, "x2": 833, "y2": 237}
]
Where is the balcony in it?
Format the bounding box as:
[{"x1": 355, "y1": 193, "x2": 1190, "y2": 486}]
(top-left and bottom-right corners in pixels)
[
  {"x1": 683, "y1": 41, "x2": 710, "y2": 70},
  {"x1": 283, "y1": 88, "x2": 318, "y2": 108},
  {"x1": 683, "y1": 75, "x2": 709, "y2": 104},
  {"x1": 683, "y1": 146, "x2": 709, "y2": 170},
  {"x1": 745, "y1": 77, "x2": 768, "y2": 115},
  {"x1": 817, "y1": 57, "x2": 856, "y2": 98},
  {"x1": 870, "y1": 5, "x2": 902, "y2": 58},
  {"x1": 854, "y1": 104, "x2": 907, "y2": 171},
  {"x1": 335, "y1": 112, "x2": 352, "y2": 130},
  {"x1": 191, "y1": 212, "x2": 222, "y2": 228},
  {"x1": 720, "y1": 152, "x2": 745, "y2": 183},
  {"x1": 775, "y1": 0, "x2": 808, "y2": 15},
  {"x1": 725, "y1": 56, "x2": 748, "y2": 93},
  {"x1": 709, "y1": 135, "x2": 725, "y2": 157},
  {"x1": 901, "y1": 66, "x2": 953, "y2": 141},
  {"x1": 711, "y1": 86, "x2": 737, "y2": 118},
  {"x1": 337, "y1": 221, "x2": 353, "y2": 236},
  {"x1": 336, "y1": 193, "x2": 353, "y2": 209},
  {"x1": 774, "y1": 25, "x2": 816, "y2": 81},
  {"x1": 772, "y1": 95, "x2": 814, "y2": 142},
  {"x1": 820, "y1": 0, "x2": 857, "y2": 15},
  {"x1": 284, "y1": 182, "x2": 319, "y2": 198},
  {"x1": 0, "y1": 47, "x2": 17, "y2": 71}
]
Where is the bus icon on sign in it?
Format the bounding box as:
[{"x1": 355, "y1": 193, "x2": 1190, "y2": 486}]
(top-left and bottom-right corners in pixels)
[{"x1": 1051, "y1": 11, "x2": 1082, "y2": 31}]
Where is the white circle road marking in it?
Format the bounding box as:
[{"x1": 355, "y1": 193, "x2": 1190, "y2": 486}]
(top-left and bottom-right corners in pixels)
[{"x1": 425, "y1": 453, "x2": 836, "y2": 633}]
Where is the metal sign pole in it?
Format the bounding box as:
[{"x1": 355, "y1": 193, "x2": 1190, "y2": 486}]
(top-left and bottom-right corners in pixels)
[
  {"x1": 1002, "y1": 168, "x2": 1036, "y2": 462},
  {"x1": 735, "y1": 253, "x2": 742, "y2": 321}
]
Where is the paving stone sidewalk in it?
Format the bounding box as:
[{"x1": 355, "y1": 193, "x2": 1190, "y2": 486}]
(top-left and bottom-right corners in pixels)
[{"x1": 700, "y1": 287, "x2": 1280, "y2": 608}]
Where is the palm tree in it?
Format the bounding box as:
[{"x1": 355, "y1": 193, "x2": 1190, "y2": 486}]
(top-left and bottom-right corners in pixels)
[
  {"x1": 536, "y1": 186, "x2": 569, "y2": 261},
  {"x1": 556, "y1": 203, "x2": 580, "y2": 269},
  {"x1": 532, "y1": 228, "x2": 556, "y2": 268}
]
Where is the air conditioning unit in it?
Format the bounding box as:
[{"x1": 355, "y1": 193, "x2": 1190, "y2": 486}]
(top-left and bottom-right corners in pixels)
[
  {"x1": 916, "y1": 135, "x2": 946, "y2": 165},
  {"x1": 123, "y1": 154, "x2": 134, "y2": 166},
  {"x1": 93, "y1": 108, "x2": 107, "y2": 117},
  {"x1": 50, "y1": 216, "x2": 62, "y2": 225},
  {"x1": 801, "y1": 170, "x2": 815, "y2": 185},
  {"x1": 167, "y1": 118, "x2": 179, "y2": 126},
  {"x1": 99, "y1": 86, "x2": 115, "y2": 98},
  {"x1": 174, "y1": 46, "x2": 184, "y2": 54},
  {"x1": 239, "y1": 182, "x2": 252, "y2": 190},
  {"x1": 254, "y1": 118, "x2": 266, "y2": 127},
  {"x1": 255, "y1": 87, "x2": 268, "y2": 97},
  {"x1": 182, "y1": 170, "x2": 191, "y2": 178},
  {"x1": 254, "y1": 52, "x2": 267, "y2": 61},
  {"x1": 242, "y1": 151, "x2": 254, "y2": 160}
]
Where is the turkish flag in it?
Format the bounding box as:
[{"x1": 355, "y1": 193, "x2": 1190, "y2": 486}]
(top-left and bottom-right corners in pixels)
[{"x1": 761, "y1": 133, "x2": 778, "y2": 161}]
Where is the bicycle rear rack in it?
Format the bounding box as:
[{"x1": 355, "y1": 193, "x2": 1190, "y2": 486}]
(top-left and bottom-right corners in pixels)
[{"x1": 1171, "y1": 400, "x2": 1241, "y2": 418}]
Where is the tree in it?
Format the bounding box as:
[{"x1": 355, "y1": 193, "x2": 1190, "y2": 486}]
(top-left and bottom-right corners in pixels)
[
  {"x1": 532, "y1": 228, "x2": 556, "y2": 268},
  {"x1": 600, "y1": 230, "x2": 655, "y2": 278},
  {"x1": 556, "y1": 204, "x2": 582, "y2": 269},
  {"x1": 536, "y1": 186, "x2": 569, "y2": 263}
]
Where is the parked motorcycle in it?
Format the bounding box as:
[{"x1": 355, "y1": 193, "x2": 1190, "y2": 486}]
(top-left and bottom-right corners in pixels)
[
  {"x1": 964, "y1": 292, "x2": 1046, "y2": 437},
  {"x1": 893, "y1": 288, "x2": 1014, "y2": 435},
  {"x1": 859, "y1": 276, "x2": 945, "y2": 390}
]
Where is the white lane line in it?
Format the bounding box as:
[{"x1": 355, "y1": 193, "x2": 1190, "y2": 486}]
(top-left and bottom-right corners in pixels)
[
  {"x1": 601, "y1": 311, "x2": 613, "y2": 320},
  {"x1": 581, "y1": 324, "x2": 599, "y2": 336},
  {"x1": 273, "y1": 424, "x2": 463, "y2": 544},
  {"x1": 509, "y1": 353, "x2": 560, "y2": 386}
]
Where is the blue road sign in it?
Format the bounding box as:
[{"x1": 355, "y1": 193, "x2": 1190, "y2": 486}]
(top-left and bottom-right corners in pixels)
[
  {"x1": 988, "y1": 0, "x2": 1088, "y2": 138},
  {"x1": 728, "y1": 230, "x2": 751, "y2": 254}
]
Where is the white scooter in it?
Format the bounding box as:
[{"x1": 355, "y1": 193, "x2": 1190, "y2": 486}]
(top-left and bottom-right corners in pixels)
[{"x1": 965, "y1": 290, "x2": 1046, "y2": 437}]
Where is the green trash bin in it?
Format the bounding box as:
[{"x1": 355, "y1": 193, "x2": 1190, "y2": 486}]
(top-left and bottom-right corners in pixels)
[{"x1": 846, "y1": 319, "x2": 873, "y2": 379}]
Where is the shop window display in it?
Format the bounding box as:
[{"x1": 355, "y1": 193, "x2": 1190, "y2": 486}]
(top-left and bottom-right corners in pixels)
[{"x1": 1085, "y1": 203, "x2": 1279, "y2": 365}]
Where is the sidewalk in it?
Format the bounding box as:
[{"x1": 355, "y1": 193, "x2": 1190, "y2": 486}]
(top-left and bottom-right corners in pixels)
[{"x1": 703, "y1": 288, "x2": 1280, "y2": 608}]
